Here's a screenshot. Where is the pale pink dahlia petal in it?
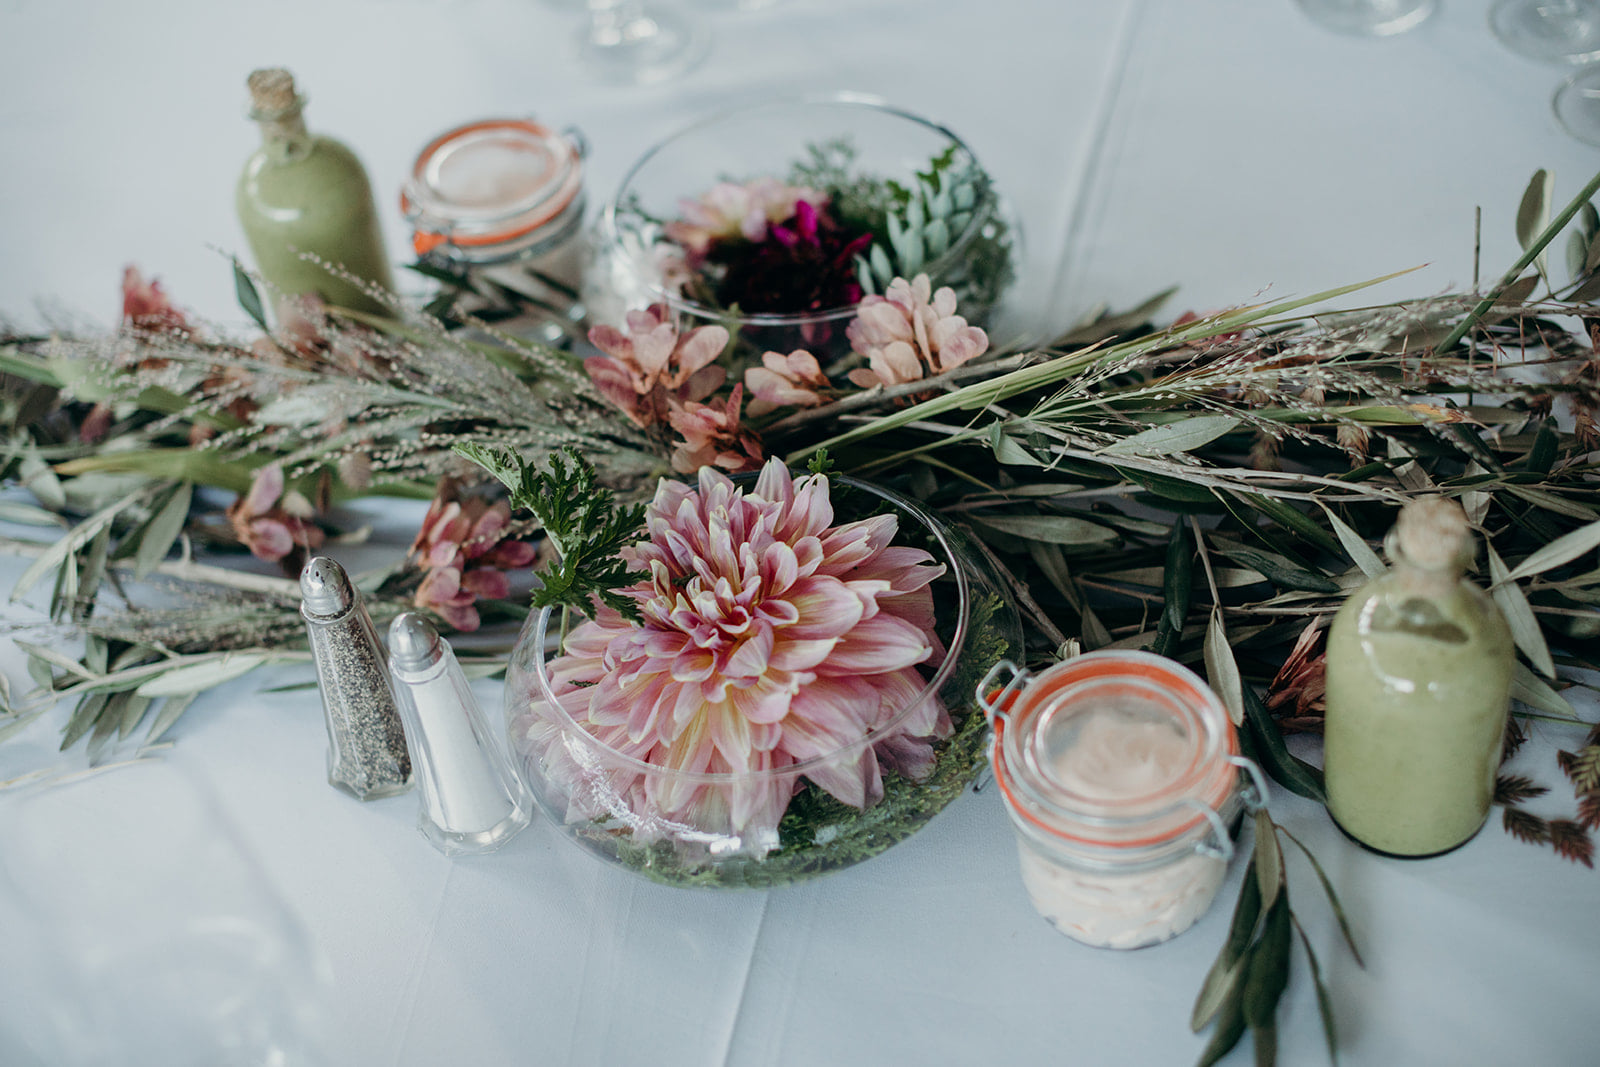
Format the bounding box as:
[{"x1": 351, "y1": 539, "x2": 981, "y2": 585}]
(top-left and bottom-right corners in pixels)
[{"x1": 818, "y1": 614, "x2": 934, "y2": 674}]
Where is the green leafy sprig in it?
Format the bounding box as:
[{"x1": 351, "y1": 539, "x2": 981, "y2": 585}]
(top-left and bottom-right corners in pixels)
[
  {"x1": 455, "y1": 443, "x2": 647, "y2": 621},
  {"x1": 1192, "y1": 811, "x2": 1362, "y2": 1067}
]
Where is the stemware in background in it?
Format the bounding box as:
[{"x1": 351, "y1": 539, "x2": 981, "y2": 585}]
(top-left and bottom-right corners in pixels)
[
  {"x1": 578, "y1": 0, "x2": 710, "y2": 85},
  {"x1": 1490, "y1": 0, "x2": 1600, "y2": 63},
  {"x1": 0, "y1": 762, "x2": 327, "y2": 1066},
  {"x1": 1294, "y1": 0, "x2": 1437, "y2": 35},
  {"x1": 1553, "y1": 62, "x2": 1600, "y2": 144}
]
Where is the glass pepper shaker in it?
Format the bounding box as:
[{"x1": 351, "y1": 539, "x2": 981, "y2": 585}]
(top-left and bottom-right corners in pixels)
[
  {"x1": 1323, "y1": 497, "x2": 1515, "y2": 857},
  {"x1": 300, "y1": 557, "x2": 412, "y2": 801},
  {"x1": 978, "y1": 651, "x2": 1264, "y2": 950}
]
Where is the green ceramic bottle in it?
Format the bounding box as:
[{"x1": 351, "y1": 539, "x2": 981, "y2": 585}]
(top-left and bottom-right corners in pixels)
[
  {"x1": 1323, "y1": 497, "x2": 1514, "y2": 857},
  {"x1": 235, "y1": 68, "x2": 394, "y2": 318}
]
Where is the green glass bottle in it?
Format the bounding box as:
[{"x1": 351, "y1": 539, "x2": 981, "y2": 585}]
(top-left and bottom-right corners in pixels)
[
  {"x1": 236, "y1": 68, "x2": 394, "y2": 319},
  {"x1": 1324, "y1": 497, "x2": 1514, "y2": 857}
]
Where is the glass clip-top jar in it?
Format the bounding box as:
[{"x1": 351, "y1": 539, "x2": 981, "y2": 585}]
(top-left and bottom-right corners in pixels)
[
  {"x1": 977, "y1": 652, "x2": 1266, "y2": 950},
  {"x1": 401, "y1": 118, "x2": 589, "y2": 344}
]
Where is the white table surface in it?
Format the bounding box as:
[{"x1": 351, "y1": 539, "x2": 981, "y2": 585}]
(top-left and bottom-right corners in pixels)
[{"x1": 1, "y1": 1, "x2": 1598, "y2": 1064}]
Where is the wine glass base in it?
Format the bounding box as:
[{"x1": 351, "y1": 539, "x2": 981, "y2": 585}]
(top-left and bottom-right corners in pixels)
[
  {"x1": 1491, "y1": 0, "x2": 1600, "y2": 64},
  {"x1": 1554, "y1": 64, "x2": 1600, "y2": 145},
  {"x1": 1294, "y1": 0, "x2": 1437, "y2": 36},
  {"x1": 577, "y1": 6, "x2": 710, "y2": 85}
]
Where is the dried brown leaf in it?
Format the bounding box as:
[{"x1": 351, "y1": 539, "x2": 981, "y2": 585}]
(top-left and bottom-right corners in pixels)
[
  {"x1": 1502, "y1": 716, "x2": 1529, "y2": 762},
  {"x1": 1549, "y1": 820, "x2": 1595, "y2": 868},
  {"x1": 1557, "y1": 746, "x2": 1600, "y2": 793},
  {"x1": 1502, "y1": 807, "x2": 1551, "y2": 846},
  {"x1": 1494, "y1": 774, "x2": 1550, "y2": 805},
  {"x1": 1577, "y1": 793, "x2": 1600, "y2": 832}
]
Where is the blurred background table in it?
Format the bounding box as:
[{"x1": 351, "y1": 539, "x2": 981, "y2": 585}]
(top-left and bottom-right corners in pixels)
[{"x1": 0, "y1": 1, "x2": 1596, "y2": 1064}]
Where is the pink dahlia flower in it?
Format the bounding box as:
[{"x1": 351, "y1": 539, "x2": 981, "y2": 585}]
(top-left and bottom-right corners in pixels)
[
  {"x1": 585, "y1": 304, "x2": 728, "y2": 429},
  {"x1": 744, "y1": 349, "x2": 830, "y2": 417},
  {"x1": 517, "y1": 458, "x2": 951, "y2": 852},
  {"x1": 846, "y1": 274, "x2": 989, "y2": 389}
]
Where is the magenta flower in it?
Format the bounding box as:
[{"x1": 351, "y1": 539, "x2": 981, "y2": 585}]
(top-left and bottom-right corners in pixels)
[
  {"x1": 846, "y1": 274, "x2": 989, "y2": 389},
  {"x1": 409, "y1": 480, "x2": 539, "y2": 632},
  {"x1": 585, "y1": 305, "x2": 728, "y2": 428},
  {"x1": 516, "y1": 458, "x2": 950, "y2": 850},
  {"x1": 225, "y1": 463, "x2": 324, "y2": 565},
  {"x1": 664, "y1": 177, "x2": 825, "y2": 257},
  {"x1": 744, "y1": 349, "x2": 830, "y2": 416}
]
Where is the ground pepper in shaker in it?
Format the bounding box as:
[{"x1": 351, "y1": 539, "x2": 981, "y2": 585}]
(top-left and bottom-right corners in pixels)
[
  {"x1": 300, "y1": 557, "x2": 412, "y2": 800},
  {"x1": 387, "y1": 613, "x2": 532, "y2": 856}
]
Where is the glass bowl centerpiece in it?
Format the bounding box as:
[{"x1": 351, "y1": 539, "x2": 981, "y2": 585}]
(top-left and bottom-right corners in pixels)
[
  {"x1": 502, "y1": 460, "x2": 1020, "y2": 887},
  {"x1": 585, "y1": 95, "x2": 1015, "y2": 364}
]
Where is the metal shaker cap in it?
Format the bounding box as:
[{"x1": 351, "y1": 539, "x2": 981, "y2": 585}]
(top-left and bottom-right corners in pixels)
[
  {"x1": 388, "y1": 612, "x2": 445, "y2": 672},
  {"x1": 300, "y1": 556, "x2": 356, "y2": 618}
]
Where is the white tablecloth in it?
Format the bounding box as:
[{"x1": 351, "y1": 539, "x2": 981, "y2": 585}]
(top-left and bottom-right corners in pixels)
[{"x1": 1, "y1": 1, "x2": 1597, "y2": 1064}]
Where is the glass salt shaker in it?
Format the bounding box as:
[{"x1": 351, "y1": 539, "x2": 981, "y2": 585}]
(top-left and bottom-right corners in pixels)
[
  {"x1": 978, "y1": 651, "x2": 1265, "y2": 950},
  {"x1": 400, "y1": 117, "x2": 588, "y2": 344},
  {"x1": 387, "y1": 613, "x2": 532, "y2": 856}
]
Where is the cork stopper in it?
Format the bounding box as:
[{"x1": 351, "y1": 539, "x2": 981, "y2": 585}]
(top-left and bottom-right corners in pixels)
[
  {"x1": 247, "y1": 68, "x2": 302, "y2": 119},
  {"x1": 1394, "y1": 497, "x2": 1471, "y2": 572}
]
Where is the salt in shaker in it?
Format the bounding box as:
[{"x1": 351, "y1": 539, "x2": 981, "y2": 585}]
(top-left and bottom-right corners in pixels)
[{"x1": 387, "y1": 612, "x2": 532, "y2": 856}]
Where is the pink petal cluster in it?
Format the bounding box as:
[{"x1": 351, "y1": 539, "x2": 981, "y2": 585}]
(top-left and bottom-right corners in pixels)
[
  {"x1": 667, "y1": 384, "x2": 764, "y2": 475},
  {"x1": 121, "y1": 266, "x2": 189, "y2": 334},
  {"x1": 585, "y1": 304, "x2": 728, "y2": 429},
  {"x1": 744, "y1": 349, "x2": 829, "y2": 416},
  {"x1": 663, "y1": 178, "x2": 826, "y2": 257},
  {"x1": 519, "y1": 458, "x2": 950, "y2": 850},
  {"x1": 409, "y1": 480, "x2": 539, "y2": 632},
  {"x1": 846, "y1": 274, "x2": 989, "y2": 389},
  {"x1": 226, "y1": 464, "x2": 324, "y2": 565}
]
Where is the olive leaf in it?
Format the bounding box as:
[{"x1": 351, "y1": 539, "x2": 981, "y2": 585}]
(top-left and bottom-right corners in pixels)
[
  {"x1": 1101, "y1": 415, "x2": 1240, "y2": 457},
  {"x1": 1501, "y1": 518, "x2": 1600, "y2": 583},
  {"x1": 1486, "y1": 543, "x2": 1556, "y2": 679},
  {"x1": 973, "y1": 513, "x2": 1118, "y2": 545},
  {"x1": 1516, "y1": 169, "x2": 1553, "y2": 287},
  {"x1": 1204, "y1": 608, "x2": 1245, "y2": 727},
  {"x1": 1193, "y1": 857, "x2": 1263, "y2": 1032}
]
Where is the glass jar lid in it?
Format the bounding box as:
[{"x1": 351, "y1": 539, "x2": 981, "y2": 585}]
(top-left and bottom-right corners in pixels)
[
  {"x1": 402, "y1": 118, "x2": 585, "y2": 257},
  {"x1": 987, "y1": 651, "x2": 1238, "y2": 852}
]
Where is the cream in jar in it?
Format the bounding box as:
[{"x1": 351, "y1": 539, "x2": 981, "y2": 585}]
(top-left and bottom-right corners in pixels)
[{"x1": 983, "y1": 652, "x2": 1254, "y2": 950}]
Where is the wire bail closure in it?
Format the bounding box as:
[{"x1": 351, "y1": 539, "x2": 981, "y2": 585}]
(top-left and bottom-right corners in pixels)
[{"x1": 975, "y1": 658, "x2": 1031, "y2": 727}]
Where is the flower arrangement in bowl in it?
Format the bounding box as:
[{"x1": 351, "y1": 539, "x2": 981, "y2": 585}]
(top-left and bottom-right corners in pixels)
[
  {"x1": 500, "y1": 457, "x2": 1020, "y2": 887},
  {"x1": 586, "y1": 95, "x2": 1015, "y2": 364}
]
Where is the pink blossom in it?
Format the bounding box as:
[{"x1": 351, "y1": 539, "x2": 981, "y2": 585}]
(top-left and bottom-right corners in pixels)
[
  {"x1": 846, "y1": 274, "x2": 989, "y2": 389},
  {"x1": 664, "y1": 178, "x2": 826, "y2": 257},
  {"x1": 585, "y1": 304, "x2": 728, "y2": 428},
  {"x1": 225, "y1": 463, "x2": 324, "y2": 565},
  {"x1": 516, "y1": 458, "x2": 950, "y2": 848},
  {"x1": 744, "y1": 349, "x2": 830, "y2": 416},
  {"x1": 409, "y1": 480, "x2": 539, "y2": 632},
  {"x1": 667, "y1": 384, "x2": 765, "y2": 474},
  {"x1": 121, "y1": 266, "x2": 188, "y2": 333}
]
